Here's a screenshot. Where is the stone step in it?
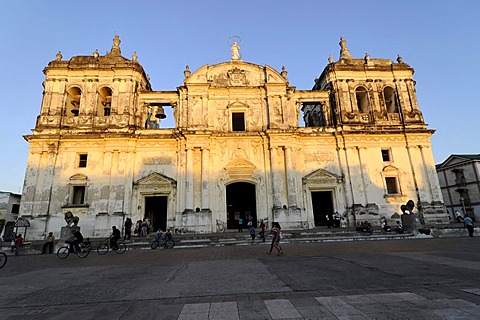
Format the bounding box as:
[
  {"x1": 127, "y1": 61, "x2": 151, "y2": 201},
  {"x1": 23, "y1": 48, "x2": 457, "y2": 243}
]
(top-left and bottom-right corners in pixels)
[{"x1": 10, "y1": 224, "x2": 472, "y2": 254}]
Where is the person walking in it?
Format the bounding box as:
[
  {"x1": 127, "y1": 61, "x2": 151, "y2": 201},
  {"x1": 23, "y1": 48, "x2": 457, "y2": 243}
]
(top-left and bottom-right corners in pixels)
[
  {"x1": 267, "y1": 222, "x2": 277, "y2": 255},
  {"x1": 464, "y1": 215, "x2": 475, "y2": 237},
  {"x1": 249, "y1": 223, "x2": 256, "y2": 244},
  {"x1": 141, "y1": 219, "x2": 148, "y2": 238},
  {"x1": 238, "y1": 217, "x2": 244, "y2": 232},
  {"x1": 10, "y1": 233, "x2": 16, "y2": 253},
  {"x1": 15, "y1": 234, "x2": 23, "y2": 256},
  {"x1": 41, "y1": 232, "x2": 55, "y2": 254},
  {"x1": 124, "y1": 218, "x2": 133, "y2": 240},
  {"x1": 259, "y1": 221, "x2": 266, "y2": 242},
  {"x1": 273, "y1": 222, "x2": 284, "y2": 256}
]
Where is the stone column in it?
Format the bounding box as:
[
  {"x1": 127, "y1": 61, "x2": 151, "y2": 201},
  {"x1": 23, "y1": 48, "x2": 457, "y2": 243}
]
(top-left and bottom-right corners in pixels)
[
  {"x1": 418, "y1": 145, "x2": 434, "y2": 201},
  {"x1": 284, "y1": 147, "x2": 297, "y2": 207},
  {"x1": 201, "y1": 148, "x2": 209, "y2": 210},
  {"x1": 270, "y1": 146, "x2": 282, "y2": 208},
  {"x1": 185, "y1": 147, "x2": 194, "y2": 210},
  {"x1": 355, "y1": 146, "x2": 369, "y2": 204}
]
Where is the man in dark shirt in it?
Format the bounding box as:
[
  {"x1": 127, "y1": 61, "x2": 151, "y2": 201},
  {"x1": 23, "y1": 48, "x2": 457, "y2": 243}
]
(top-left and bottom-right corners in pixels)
[
  {"x1": 110, "y1": 226, "x2": 121, "y2": 249},
  {"x1": 66, "y1": 230, "x2": 84, "y2": 253}
]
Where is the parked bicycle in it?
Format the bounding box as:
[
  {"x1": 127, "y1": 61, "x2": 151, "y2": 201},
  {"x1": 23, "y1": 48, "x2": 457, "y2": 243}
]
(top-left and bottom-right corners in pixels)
[
  {"x1": 0, "y1": 252, "x2": 7, "y2": 268},
  {"x1": 57, "y1": 241, "x2": 91, "y2": 259},
  {"x1": 97, "y1": 239, "x2": 127, "y2": 255},
  {"x1": 151, "y1": 231, "x2": 175, "y2": 250},
  {"x1": 216, "y1": 219, "x2": 226, "y2": 233}
]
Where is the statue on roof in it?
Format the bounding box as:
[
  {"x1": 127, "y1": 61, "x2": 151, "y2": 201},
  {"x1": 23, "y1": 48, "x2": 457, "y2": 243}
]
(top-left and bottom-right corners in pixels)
[
  {"x1": 113, "y1": 34, "x2": 121, "y2": 48},
  {"x1": 339, "y1": 37, "x2": 352, "y2": 60},
  {"x1": 231, "y1": 42, "x2": 241, "y2": 60},
  {"x1": 109, "y1": 34, "x2": 122, "y2": 55}
]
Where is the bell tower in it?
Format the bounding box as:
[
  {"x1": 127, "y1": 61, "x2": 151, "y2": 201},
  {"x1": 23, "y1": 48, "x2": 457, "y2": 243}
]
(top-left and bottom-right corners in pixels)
[
  {"x1": 35, "y1": 35, "x2": 152, "y2": 133},
  {"x1": 314, "y1": 37, "x2": 425, "y2": 131},
  {"x1": 310, "y1": 37, "x2": 448, "y2": 225}
]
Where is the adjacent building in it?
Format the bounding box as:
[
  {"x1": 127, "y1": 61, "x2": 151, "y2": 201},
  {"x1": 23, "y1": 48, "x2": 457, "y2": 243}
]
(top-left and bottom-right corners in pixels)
[
  {"x1": 436, "y1": 154, "x2": 480, "y2": 221},
  {"x1": 0, "y1": 191, "x2": 21, "y2": 239},
  {"x1": 19, "y1": 36, "x2": 448, "y2": 239}
]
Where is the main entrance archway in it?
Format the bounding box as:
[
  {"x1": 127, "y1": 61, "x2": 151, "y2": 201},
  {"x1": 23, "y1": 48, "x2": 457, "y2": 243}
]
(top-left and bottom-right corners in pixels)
[
  {"x1": 226, "y1": 182, "x2": 257, "y2": 229},
  {"x1": 144, "y1": 196, "x2": 168, "y2": 232},
  {"x1": 312, "y1": 191, "x2": 334, "y2": 226}
]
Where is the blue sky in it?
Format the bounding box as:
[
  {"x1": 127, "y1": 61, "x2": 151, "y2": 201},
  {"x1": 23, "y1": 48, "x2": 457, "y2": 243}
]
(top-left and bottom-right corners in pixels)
[{"x1": 0, "y1": 0, "x2": 478, "y2": 193}]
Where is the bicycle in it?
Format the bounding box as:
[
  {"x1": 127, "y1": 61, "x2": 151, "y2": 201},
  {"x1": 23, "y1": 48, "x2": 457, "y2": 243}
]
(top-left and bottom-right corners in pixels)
[
  {"x1": 57, "y1": 242, "x2": 91, "y2": 259},
  {"x1": 216, "y1": 219, "x2": 226, "y2": 233},
  {"x1": 0, "y1": 252, "x2": 7, "y2": 268},
  {"x1": 97, "y1": 238, "x2": 127, "y2": 255},
  {"x1": 151, "y1": 232, "x2": 175, "y2": 250}
]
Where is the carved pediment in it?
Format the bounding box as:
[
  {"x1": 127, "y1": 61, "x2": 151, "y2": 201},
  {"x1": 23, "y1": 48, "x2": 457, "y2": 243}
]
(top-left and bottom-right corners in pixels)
[
  {"x1": 225, "y1": 159, "x2": 256, "y2": 178},
  {"x1": 303, "y1": 168, "x2": 342, "y2": 184},
  {"x1": 382, "y1": 165, "x2": 399, "y2": 173},
  {"x1": 70, "y1": 173, "x2": 88, "y2": 181},
  {"x1": 185, "y1": 62, "x2": 288, "y2": 88},
  {"x1": 134, "y1": 172, "x2": 176, "y2": 187}
]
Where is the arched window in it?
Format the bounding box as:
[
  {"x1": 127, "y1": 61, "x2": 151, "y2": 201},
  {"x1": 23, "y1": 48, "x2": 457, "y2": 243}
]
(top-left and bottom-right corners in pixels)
[
  {"x1": 382, "y1": 166, "x2": 401, "y2": 195},
  {"x1": 383, "y1": 86, "x2": 398, "y2": 113},
  {"x1": 355, "y1": 86, "x2": 370, "y2": 113},
  {"x1": 68, "y1": 174, "x2": 88, "y2": 206},
  {"x1": 97, "y1": 87, "x2": 113, "y2": 116},
  {"x1": 65, "y1": 87, "x2": 82, "y2": 117}
]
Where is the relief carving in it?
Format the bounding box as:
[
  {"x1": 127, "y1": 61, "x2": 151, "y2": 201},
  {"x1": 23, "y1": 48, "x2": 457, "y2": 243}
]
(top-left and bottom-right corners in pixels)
[
  {"x1": 249, "y1": 108, "x2": 260, "y2": 129},
  {"x1": 143, "y1": 157, "x2": 173, "y2": 165},
  {"x1": 216, "y1": 108, "x2": 227, "y2": 131},
  {"x1": 232, "y1": 143, "x2": 248, "y2": 159},
  {"x1": 304, "y1": 150, "x2": 335, "y2": 163},
  {"x1": 212, "y1": 73, "x2": 229, "y2": 86},
  {"x1": 373, "y1": 110, "x2": 387, "y2": 120},
  {"x1": 272, "y1": 100, "x2": 282, "y2": 124},
  {"x1": 227, "y1": 67, "x2": 248, "y2": 86}
]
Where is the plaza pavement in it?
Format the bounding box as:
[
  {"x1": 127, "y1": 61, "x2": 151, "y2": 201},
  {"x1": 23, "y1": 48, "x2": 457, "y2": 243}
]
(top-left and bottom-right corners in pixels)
[{"x1": 1, "y1": 235, "x2": 480, "y2": 319}]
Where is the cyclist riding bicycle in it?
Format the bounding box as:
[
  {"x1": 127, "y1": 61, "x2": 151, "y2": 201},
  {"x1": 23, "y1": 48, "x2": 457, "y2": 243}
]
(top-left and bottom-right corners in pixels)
[
  {"x1": 164, "y1": 228, "x2": 172, "y2": 240},
  {"x1": 66, "y1": 229, "x2": 84, "y2": 253},
  {"x1": 110, "y1": 226, "x2": 121, "y2": 249},
  {"x1": 155, "y1": 228, "x2": 172, "y2": 241}
]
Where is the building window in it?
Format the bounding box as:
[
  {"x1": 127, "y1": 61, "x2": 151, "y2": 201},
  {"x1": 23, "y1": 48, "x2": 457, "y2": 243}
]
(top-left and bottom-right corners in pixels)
[
  {"x1": 381, "y1": 149, "x2": 391, "y2": 162},
  {"x1": 97, "y1": 87, "x2": 113, "y2": 117},
  {"x1": 355, "y1": 86, "x2": 370, "y2": 113},
  {"x1": 66, "y1": 87, "x2": 82, "y2": 117},
  {"x1": 383, "y1": 86, "x2": 398, "y2": 113},
  {"x1": 78, "y1": 154, "x2": 88, "y2": 168},
  {"x1": 11, "y1": 204, "x2": 19, "y2": 214},
  {"x1": 385, "y1": 177, "x2": 399, "y2": 194},
  {"x1": 232, "y1": 112, "x2": 245, "y2": 131},
  {"x1": 72, "y1": 186, "x2": 85, "y2": 205},
  {"x1": 452, "y1": 168, "x2": 466, "y2": 186}
]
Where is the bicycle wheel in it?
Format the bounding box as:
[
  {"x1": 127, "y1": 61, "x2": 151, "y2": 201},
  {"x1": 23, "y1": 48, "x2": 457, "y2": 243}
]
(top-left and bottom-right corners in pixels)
[
  {"x1": 57, "y1": 246, "x2": 70, "y2": 259},
  {"x1": 97, "y1": 243, "x2": 109, "y2": 255},
  {"x1": 0, "y1": 252, "x2": 7, "y2": 268},
  {"x1": 165, "y1": 239, "x2": 175, "y2": 249},
  {"x1": 77, "y1": 247, "x2": 90, "y2": 258},
  {"x1": 151, "y1": 241, "x2": 159, "y2": 250},
  {"x1": 115, "y1": 242, "x2": 127, "y2": 254}
]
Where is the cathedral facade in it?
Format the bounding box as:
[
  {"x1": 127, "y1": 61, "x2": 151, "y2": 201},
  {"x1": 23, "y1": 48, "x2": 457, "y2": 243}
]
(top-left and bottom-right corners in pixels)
[{"x1": 20, "y1": 36, "x2": 448, "y2": 239}]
